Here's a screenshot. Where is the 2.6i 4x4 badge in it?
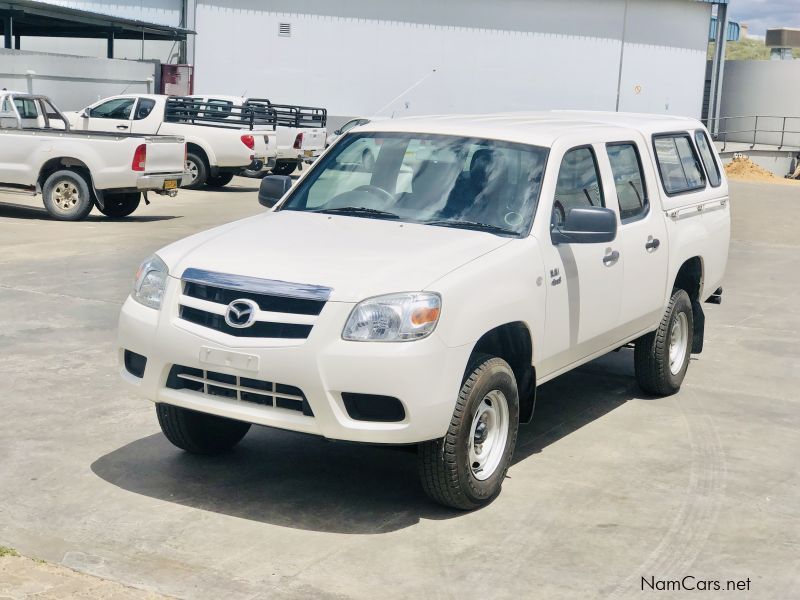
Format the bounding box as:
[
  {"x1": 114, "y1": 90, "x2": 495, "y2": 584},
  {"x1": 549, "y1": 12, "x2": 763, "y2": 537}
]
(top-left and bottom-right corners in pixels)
[{"x1": 224, "y1": 298, "x2": 258, "y2": 328}]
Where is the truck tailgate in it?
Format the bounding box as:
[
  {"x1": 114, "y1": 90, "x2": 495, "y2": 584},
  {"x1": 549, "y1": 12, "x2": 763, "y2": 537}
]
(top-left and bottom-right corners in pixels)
[
  {"x1": 145, "y1": 136, "x2": 185, "y2": 173},
  {"x1": 300, "y1": 128, "x2": 326, "y2": 151}
]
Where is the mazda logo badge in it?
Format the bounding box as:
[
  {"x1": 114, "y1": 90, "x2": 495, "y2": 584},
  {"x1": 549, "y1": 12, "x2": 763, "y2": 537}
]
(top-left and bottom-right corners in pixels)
[{"x1": 224, "y1": 298, "x2": 258, "y2": 328}]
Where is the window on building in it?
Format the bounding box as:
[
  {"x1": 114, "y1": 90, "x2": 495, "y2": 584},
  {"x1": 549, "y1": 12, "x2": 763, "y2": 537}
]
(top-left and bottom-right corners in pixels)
[
  {"x1": 89, "y1": 98, "x2": 135, "y2": 120},
  {"x1": 653, "y1": 134, "x2": 706, "y2": 195},
  {"x1": 694, "y1": 130, "x2": 721, "y2": 187},
  {"x1": 606, "y1": 142, "x2": 648, "y2": 222},
  {"x1": 553, "y1": 146, "x2": 604, "y2": 227}
]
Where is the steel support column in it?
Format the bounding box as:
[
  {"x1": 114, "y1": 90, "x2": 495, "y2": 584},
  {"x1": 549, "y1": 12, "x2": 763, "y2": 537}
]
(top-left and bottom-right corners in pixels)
[
  {"x1": 707, "y1": 3, "x2": 729, "y2": 134},
  {"x1": 3, "y1": 16, "x2": 12, "y2": 49},
  {"x1": 107, "y1": 30, "x2": 114, "y2": 58}
]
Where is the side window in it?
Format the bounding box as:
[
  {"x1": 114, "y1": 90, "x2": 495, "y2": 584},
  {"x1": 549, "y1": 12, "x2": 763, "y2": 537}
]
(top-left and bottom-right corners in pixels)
[
  {"x1": 606, "y1": 142, "x2": 648, "y2": 222},
  {"x1": 653, "y1": 134, "x2": 706, "y2": 195},
  {"x1": 553, "y1": 146, "x2": 604, "y2": 226},
  {"x1": 89, "y1": 98, "x2": 135, "y2": 120},
  {"x1": 694, "y1": 130, "x2": 721, "y2": 187},
  {"x1": 134, "y1": 99, "x2": 156, "y2": 120},
  {"x1": 13, "y1": 98, "x2": 39, "y2": 119}
]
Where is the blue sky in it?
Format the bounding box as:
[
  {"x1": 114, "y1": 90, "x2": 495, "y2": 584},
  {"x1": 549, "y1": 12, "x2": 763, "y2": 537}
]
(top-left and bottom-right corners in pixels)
[{"x1": 728, "y1": 0, "x2": 800, "y2": 35}]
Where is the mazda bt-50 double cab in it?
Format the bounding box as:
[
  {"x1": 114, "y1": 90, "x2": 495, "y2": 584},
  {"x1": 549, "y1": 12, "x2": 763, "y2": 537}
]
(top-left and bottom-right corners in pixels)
[{"x1": 118, "y1": 112, "x2": 730, "y2": 509}]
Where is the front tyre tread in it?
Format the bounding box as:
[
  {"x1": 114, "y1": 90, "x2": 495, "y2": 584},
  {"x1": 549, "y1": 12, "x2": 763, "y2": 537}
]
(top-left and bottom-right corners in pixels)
[{"x1": 156, "y1": 403, "x2": 250, "y2": 455}]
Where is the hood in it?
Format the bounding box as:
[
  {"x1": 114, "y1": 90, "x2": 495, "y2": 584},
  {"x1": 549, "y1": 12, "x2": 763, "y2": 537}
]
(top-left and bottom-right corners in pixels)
[{"x1": 159, "y1": 211, "x2": 511, "y2": 302}]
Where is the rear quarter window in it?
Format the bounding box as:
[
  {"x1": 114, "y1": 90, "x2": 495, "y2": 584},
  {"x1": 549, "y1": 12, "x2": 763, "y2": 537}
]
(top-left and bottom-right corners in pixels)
[{"x1": 653, "y1": 133, "x2": 706, "y2": 196}]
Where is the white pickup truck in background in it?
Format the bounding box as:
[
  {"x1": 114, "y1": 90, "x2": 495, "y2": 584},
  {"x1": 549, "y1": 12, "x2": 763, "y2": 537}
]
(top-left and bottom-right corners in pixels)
[
  {"x1": 118, "y1": 111, "x2": 729, "y2": 509},
  {"x1": 0, "y1": 92, "x2": 187, "y2": 220},
  {"x1": 189, "y1": 95, "x2": 327, "y2": 176},
  {"x1": 64, "y1": 95, "x2": 277, "y2": 189}
]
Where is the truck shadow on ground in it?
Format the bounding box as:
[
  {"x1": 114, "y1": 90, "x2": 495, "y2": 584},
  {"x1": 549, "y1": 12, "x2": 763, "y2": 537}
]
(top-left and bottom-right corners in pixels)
[
  {"x1": 91, "y1": 349, "x2": 647, "y2": 535},
  {"x1": 0, "y1": 201, "x2": 180, "y2": 222}
]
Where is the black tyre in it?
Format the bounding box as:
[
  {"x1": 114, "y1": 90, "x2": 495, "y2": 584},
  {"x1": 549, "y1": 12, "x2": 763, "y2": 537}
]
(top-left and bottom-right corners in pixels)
[
  {"x1": 205, "y1": 173, "x2": 235, "y2": 188},
  {"x1": 635, "y1": 289, "x2": 694, "y2": 395},
  {"x1": 418, "y1": 354, "x2": 520, "y2": 510},
  {"x1": 156, "y1": 403, "x2": 251, "y2": 455},
  {"x1": 42, "y1": 170, "x2": 94, "y2": 221},
  {"x1": 272, "y1": 161, "x2": 297, "y2": 177},
  {"x1": 98, "y1": 192, "x2": 141, "y2": 218},
  {"x1": 184, "y1": 152, "x2": 208, "y2": 189}
]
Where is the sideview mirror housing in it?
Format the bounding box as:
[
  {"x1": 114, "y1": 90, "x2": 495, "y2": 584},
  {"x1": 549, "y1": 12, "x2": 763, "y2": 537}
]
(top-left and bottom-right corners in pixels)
[
  {"x1": 333, "y1": 129, "x2": 342, "y2": 135},
  {"x1": 258, "y1": 175, "x2": 293, "y2": 208},
  {"x1": 551, "y1": 206, "x2": 617, "y2": 245},
  {"x1": 80, "y1": 109, "x2": 90, "y2": 118}
]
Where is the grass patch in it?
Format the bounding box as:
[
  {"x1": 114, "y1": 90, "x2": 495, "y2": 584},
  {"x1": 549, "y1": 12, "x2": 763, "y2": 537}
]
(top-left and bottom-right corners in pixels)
[{"x1": 0, "y1": 546, "x2": 19, "y2": 557}]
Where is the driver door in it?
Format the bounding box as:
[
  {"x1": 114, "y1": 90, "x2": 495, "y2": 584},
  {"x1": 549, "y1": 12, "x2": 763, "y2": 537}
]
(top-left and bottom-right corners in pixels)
[{"x1": 73, "y1": 97, "x2": 136, "y2": 133}]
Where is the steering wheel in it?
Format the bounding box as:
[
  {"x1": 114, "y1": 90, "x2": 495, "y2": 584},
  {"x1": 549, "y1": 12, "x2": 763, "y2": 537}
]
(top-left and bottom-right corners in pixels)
[{"x1": 353, "y1": 185, "x2": 394, "y2": 204}]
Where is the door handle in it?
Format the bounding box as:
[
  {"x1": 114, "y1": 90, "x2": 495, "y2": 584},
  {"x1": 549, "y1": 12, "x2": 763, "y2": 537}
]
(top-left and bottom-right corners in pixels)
[
  {"x1": 645, "y1": 237, "x2": 661, "y2": 251},
  {"x1": 116, "y1": 125, "x2": 129, "y2": 130},
  {"x1": 602, "y1": 250, "x2": 620, "y2": 266}
]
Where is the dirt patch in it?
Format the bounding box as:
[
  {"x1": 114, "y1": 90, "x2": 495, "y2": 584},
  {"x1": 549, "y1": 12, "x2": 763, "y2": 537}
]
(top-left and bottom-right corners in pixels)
[{"x1": 724, "y1": 156, "x2": 800, "y2": 186}]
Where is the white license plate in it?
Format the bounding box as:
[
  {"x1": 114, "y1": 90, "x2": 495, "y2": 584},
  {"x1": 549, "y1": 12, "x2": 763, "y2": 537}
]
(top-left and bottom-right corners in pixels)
[{"x1": 199, "y1": 347, "x2": 260, "y2": 372}]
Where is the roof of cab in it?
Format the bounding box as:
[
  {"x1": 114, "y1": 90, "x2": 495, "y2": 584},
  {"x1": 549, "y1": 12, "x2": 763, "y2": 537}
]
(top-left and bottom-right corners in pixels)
[{"x1": 356, "y1": 111, "x2": 704, "y2": 146}]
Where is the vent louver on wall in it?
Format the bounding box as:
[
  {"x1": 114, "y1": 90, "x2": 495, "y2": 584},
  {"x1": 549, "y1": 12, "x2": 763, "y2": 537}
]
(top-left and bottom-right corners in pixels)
[{"x1": 279, "y1": 22, "x2": 291, "y2": 37}]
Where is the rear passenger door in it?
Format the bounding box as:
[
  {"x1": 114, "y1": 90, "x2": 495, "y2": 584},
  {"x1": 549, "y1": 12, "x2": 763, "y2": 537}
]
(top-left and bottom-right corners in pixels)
[
  {"x1": 538, "y1": 144, "x2": 625, "y2": 375},
  {"x1": 606, "y1": 140, "x2": 668, "y2": 338}
]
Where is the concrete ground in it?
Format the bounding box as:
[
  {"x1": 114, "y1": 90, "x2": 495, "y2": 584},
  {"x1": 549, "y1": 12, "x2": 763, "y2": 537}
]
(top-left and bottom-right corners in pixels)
[{"x1": 0, "y1": 179, "x2": 797, "y2": 599}]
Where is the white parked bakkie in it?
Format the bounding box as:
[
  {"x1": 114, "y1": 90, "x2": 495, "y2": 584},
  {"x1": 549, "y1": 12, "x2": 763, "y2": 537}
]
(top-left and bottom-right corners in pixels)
[
  {"x1": 118, "y1": 112, "x2": 730, "y2": 509},
  {"x1": 0, "y1": 92, "x2": 187, "y2": 220},
  {"x1": 64, "y1": 94, "x2": 275, "y2": 189}
]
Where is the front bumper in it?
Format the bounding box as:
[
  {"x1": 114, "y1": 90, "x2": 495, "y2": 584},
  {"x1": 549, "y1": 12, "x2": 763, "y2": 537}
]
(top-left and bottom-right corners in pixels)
[
  {"x1": 118, "y1": 279, "x2": 470, "y2": 444},
  {"x1": 136, "y1": 172, "x2": 190, "y2": 191}
]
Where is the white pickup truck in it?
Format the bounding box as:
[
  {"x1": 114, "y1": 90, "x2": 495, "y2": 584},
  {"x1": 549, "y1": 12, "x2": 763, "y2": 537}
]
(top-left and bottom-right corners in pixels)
[
  {"x1": 118, "y1": 112, "x2": 730, "y2": 509},
  {"x1": 188, "y1": 95, "x2": 327, "y2": 176},
  {"x1": 65, "y1": 95, "x2": 276, "y2": 189},
  {"x1": 0, "y1": 92, "x2": 187, "y2": 220}
]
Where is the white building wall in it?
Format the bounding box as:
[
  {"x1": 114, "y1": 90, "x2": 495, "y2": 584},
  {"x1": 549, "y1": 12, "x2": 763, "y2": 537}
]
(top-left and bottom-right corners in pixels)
[
  {"x1": 0, "y1": 48, "x2": 157, "y2": 110},
  {"x1": 193, "y1": 0, "x2": 711, "y2": 120}
]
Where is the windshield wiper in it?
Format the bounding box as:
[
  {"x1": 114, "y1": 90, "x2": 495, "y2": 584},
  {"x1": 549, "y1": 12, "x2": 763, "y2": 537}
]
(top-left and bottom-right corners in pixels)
[
  {"x1": 427, "y1": 220, "x2": 517, "y2": 236},
  {"x1": 314, "y1": 206, "x2": 400, "y2": 220}
]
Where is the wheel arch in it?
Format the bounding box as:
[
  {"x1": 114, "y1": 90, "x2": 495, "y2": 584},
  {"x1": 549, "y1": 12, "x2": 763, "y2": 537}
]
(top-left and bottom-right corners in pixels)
[
  {"x1": 37, "y1": 157, "x2": 94, "y2": 191},
  {"x1": 469, "y1": 321, "x2": 536, "y2": 424},
  {"x1": 672, "y1": 256, "x2": 705, "y2": 354}
]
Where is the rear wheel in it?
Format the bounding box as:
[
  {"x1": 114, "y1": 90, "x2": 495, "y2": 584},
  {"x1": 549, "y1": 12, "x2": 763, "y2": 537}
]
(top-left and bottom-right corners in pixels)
[
  {"x1": 418, "y1": 354, "x2": 519, "y2": 510},
  {"x1": 156, "y1": 403, "x2": 251, "y2": 455},
  {"x1": 205, "y1": 173, "x2": 234, "y2": 188},
  {"x1": 272, "y1": 160, "x2": 297, "y2": 177},
  {"x1": 42, "y1": 169, "x2": 94, "y2": 221},
  {"x1": 98, "y1": 192, "x2": 141, "y2": 218},
  {"x1": 634, "y1": 288, "x2": 694, "y2": 395},
  {"x1": 184, "y1": 152, "x2": 208, "y2": 189}
]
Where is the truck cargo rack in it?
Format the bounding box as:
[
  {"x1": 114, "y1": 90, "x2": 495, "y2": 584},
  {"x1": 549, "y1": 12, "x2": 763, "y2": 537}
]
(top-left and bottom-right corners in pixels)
[
  {"x1": 165, "y1": 97, "x2": 277, "y2": 130},
  {"x1": 245, "y1": 98, "x2": 327, "y2": 128}
]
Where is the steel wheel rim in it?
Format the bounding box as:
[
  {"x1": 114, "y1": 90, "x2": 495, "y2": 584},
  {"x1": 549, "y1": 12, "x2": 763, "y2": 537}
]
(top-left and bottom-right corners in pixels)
[
  {"x1": 186, "y1": 159, "x2": 198, "y2": 183},
  {"x1": 669, "y1": 312, "x2": 689, "y2": 375},
  {"x1": 52, "y1": 181, "x2": 79, "y2": 211},
  {"x1": 468, "y1": 389, "x2": 509, "y2": 481}
]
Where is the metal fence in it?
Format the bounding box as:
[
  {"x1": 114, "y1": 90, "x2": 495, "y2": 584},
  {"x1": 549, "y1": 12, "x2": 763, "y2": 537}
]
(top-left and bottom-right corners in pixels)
[{"x1": 706, "y1": 115, "x2": 800, "y2": 152}]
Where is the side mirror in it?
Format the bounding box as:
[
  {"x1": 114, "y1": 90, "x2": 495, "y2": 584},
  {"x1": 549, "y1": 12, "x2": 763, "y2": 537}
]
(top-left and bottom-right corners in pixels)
[
  {"x1": 551, "y1": 206, "x2": 617, "y2": 245},
  {"x1": 80, "y1": 109, "x2": 90, "y2": 118},
  {"x1": 333, "y1": 129, "x2": 342, "y2": 135},
  {"x1": 258, "y1": 175, "x2": 292, "y2": 208}
]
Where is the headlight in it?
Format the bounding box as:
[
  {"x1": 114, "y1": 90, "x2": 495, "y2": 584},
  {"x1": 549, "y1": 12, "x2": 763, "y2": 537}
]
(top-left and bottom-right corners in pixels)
[
  {"x1": 132, "y1": 255, "x2": 168, "y2": 309},
  {"x1": 342, "y1": 292, "x2": 441, "y2": 342}
]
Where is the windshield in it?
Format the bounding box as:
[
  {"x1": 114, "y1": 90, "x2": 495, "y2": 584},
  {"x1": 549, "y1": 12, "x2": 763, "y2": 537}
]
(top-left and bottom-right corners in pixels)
[{"x1": 280, "y1": 132, "x2": 548, "y2": 236}]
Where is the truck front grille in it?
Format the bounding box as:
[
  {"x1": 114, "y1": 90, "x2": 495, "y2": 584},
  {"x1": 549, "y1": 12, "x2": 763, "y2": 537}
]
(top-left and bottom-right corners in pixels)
[
  {"x1": 177, "y1": 268, "x2": 331, "y2": 340},
  {"x1": 166, "y1": 364, "x2": 314, "y2": 416}
]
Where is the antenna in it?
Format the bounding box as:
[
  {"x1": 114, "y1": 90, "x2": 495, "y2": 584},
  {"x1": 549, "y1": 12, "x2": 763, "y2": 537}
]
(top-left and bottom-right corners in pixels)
[{"x1": 371, "y1": 68, "x2": 437, "y2": 118}]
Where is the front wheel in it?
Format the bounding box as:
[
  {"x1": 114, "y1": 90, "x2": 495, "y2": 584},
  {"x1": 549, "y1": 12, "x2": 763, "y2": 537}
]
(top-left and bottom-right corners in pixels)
[
  {"x1": 418, "y1": 354, "x2": 519, "y2": 510},
  {"x1": 634, "y1": 288, "x2": 694, "y2": 395},
  {"x1": 98, "y1": 192, "x2": 140, "y2": 218},
  {"x1": 205, "y1": 173, "x2": 234, "y2": 188},
  {"x1": 156, "y1": 403, "x2": 251, "y2": 455}
]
